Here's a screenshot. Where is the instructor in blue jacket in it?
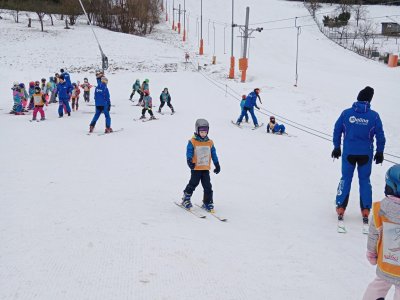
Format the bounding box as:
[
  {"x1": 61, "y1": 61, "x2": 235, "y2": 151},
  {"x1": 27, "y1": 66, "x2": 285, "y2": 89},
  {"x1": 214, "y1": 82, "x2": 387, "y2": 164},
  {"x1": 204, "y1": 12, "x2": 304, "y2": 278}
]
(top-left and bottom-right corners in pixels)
[{"x1": 332, "y1": 86, "x2": 385, "y2": 224}]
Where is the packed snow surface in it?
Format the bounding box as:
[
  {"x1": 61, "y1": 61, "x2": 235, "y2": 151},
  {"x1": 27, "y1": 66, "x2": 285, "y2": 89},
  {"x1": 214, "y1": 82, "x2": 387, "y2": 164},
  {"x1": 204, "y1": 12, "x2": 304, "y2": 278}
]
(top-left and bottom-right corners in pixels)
[{"x1": 0, "y1": 0, "x2": 399, "y2": 299}]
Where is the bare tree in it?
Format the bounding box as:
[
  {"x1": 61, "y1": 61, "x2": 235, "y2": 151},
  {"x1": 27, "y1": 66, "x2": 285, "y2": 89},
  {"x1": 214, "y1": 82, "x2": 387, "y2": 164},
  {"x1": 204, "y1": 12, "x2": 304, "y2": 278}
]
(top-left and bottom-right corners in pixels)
[
  {"x1": 359, "y1": 20, "x2": 375, "y2": 51},
  {"x1": 353, "y1": 2, "x2": 367, "y2": 27}
]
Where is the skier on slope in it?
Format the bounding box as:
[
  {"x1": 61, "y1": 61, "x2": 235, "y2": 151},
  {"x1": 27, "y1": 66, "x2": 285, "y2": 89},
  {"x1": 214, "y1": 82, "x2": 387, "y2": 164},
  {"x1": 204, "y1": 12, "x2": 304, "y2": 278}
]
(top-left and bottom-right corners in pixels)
[
  {"x1": 332, "y1": 86, "x2": 386, "y2": 227},
  {"x1": 10, "y1": 82, "x2": 23, "y2": 115},
  {"x1": 362, "y1": 164, "x2": 400, "y2": 300},
  {"x1": 158, "y1": 88, "x2": 174, "y2": 114},
  {"x1": 57, "y1": 74, "x2": 72, "y2": 118},
  {"x1": 267, "y1": 116, "x2": 286, "y2": 134},
  {"x1": 89, "y1": 76, "x2": 113, "y2": 133},
  {"x1": 71, "y1": 83, "x2": 81, "y2": 111},
  {"x1": 129, "y1": 79, "x2": 142, "y2": 101},
  {"x1": 31, "y1": 86, "x2": 47, "y2": 121},
  {"x1": 139, "y1": 90, "x2": 156, "y2": 120},
  {"x1": 239, "y1": 94, "x2": 249, "y2": 123},
  {"x1": 236, "y1": 88, "x2": 262, "y2": 128},
  {"x1": 137, "y1": 79, "x2": 149, "y2": 106},
  {"x1": 80, "y1": 78, "x2": 93, "y2": 103},
  {"x1": 181, "y1": 119, "x2": 221, "y2": 212}
]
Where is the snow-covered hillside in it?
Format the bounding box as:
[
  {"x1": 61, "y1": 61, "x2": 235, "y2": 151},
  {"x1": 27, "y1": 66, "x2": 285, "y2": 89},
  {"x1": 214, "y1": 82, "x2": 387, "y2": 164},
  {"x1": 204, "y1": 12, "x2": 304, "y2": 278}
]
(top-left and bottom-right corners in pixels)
[{"x1": 0, "y1": 1, "x2": 399, "y2": 299}]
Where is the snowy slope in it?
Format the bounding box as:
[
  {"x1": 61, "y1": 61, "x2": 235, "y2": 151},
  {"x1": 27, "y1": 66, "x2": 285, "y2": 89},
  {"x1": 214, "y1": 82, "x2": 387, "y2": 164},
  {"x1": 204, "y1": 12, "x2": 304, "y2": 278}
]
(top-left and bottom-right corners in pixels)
[{"x1": 0, "y1": 1, "x2": 399, "y2": 299}]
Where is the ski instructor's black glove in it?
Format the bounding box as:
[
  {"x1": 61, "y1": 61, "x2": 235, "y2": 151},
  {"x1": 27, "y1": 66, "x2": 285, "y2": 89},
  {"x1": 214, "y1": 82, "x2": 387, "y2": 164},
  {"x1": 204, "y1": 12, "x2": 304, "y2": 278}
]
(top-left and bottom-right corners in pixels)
[
  {"x1": 331, "y1": 148, "x2": 341, "y2": 159},
  {"x1": 374, "y1": 152, "x2": 384, "y2": 164},
  {"x1": 214, "y1": 162, "x2": 221, "y2": 174},
  {"x1": 187, "y1": 159, "x2": 195, "y2": 170}
]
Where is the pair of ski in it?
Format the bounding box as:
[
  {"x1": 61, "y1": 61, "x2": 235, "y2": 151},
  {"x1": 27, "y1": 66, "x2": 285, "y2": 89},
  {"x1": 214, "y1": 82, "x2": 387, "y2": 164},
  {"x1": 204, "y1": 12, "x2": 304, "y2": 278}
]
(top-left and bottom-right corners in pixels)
[
  {"x1": 174, "y1": 202, "x2": 227, "y2": 222},
  {"x1": 133, "y1": 117, "x2": 159, "y2": 122},
  {"x1": 337, "y1": 219, "x2": 369, "y2": 234},
  {"x1": 231, "y1": 120, "x2": 264, "y2": 130},
  {"x1": 29, "y1": 119, "x2": 45, "y2": 122},
  {"x1": 87, "y1": 128, "x2": 124, "y2": 136},
  {"x1": 157, "y1": 111, "x2": 175, "y2": 116}
]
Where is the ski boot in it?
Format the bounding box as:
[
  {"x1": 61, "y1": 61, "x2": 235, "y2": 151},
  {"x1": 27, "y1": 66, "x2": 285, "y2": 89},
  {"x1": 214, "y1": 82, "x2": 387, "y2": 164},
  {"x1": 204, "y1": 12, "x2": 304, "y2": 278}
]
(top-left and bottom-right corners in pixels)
[
  {"x1": 181, "y1": 192, "x2": 192, "y2": 209},
  {"x1": 149, "y1": 115, "x2": 156, "y2": 120},
  {"x1": 139, "y1": 115, "x2": 146, "y2": 120},
  {"x1": 202, "y1": 202, "x2": 215, "y2": 213},
  {"x1": 67, "y1": 112, "x2": 71, "y2": 116},
  {"x1": 171, "y1": 107, "x2": 175, "y2": 114},
  {"x1": 362, "y1": 209, "x2": 370, "y2": 234},
  {"x1": 89, "y1": 125, "x2": 94, "y2": 133},
  {"x1": 40, "y1": 117, "x2": 45, "y2": 121},
  {"x1": 158, "y1": 108, "x2": 161, "y2": 113},
  {"x1": 104, "y1": 127, "x2": 113, "y2": 134},
  {"x1": 254, "y1": 124, "x2": 260, "y2": 128},
  {"x1": 236, "y1": 121, "x2": 241, "y2": 126}
]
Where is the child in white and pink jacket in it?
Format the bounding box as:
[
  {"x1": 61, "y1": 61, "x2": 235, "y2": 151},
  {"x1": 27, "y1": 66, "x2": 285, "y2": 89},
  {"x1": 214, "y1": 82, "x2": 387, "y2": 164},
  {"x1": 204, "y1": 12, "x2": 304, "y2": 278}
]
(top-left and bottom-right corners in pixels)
[{"x1": 363, "y1": 164, "x2": 400, "y2": 300}]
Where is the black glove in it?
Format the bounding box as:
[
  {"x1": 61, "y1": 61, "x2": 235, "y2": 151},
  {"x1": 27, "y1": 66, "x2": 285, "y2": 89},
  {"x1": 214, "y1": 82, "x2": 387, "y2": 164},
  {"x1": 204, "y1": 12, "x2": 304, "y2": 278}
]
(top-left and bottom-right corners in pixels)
[
  {"x1": 331, "y1": 148, "x2": 341, "y2": 159},
  {"x1": 187, "y1": 159, "x2": 195, "y2": 170},
  {"x1": 213, "y1": 162, "x2": 221, "y2": 174},
  {"x1": 374, "y1": 152, "x2": 384, "y2": 164}
]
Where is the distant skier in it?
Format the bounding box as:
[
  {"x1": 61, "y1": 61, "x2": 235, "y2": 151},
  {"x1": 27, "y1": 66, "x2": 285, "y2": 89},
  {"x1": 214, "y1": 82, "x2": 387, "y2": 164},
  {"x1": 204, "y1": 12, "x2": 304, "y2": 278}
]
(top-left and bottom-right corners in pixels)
[
  {"x1": 57, "y1": 74, "x2": 72, "y2": 118},
  {"x1": 19, "y1": 83, "x2": 29, "y2": 112},
  {"x1": 158, "y1": 88, "x2": 174, "y2": 114},
  {"x1": 31, "y1": 86, "x2": 47, "y2": 121},
  {"x1": 80, "y1": 78, "x2": 93, "y2": 103},
  {"x1": 235, "y1": 88, "x2": 262, "y2": 128},
  {"x1": 362, "y1": 164, "x2": 400, "y2": 300},
  {"x1": 181, "y1": 119, "x2": 221, "y2": 212},
  {"x1": 89, "y1": 76, "x2": 113, "y2": 133},
  {"x1": 48, "y1": 77, "x2": 57, "y2": 103},
  {"x1": 267, "y1": 116, "x2": 286, "y2": 134},
  {"x1": 71, "y1": 83, "x2": 81, "y2": 111},
  {"x1": 129, "y1": 79, "x2": 142, "y2": 101},
  {"x1": 332, "y1": 86, "x2": 385, "y2": 226},
  {"x1": 139, "y1": 90, "x2": 156, "y2": 120},
  {"x1": 27, "y1": 81, "x2": 35, "y2": 110},
  {"x1": 239, "y1": 94, "x2": 249, "y2": 123},
  {"x1": 10, "y1": 82, "x2": 23, "y2": 115},
  {"x1": 138, "y1": 79, "x2": 149, "y2": 106}
]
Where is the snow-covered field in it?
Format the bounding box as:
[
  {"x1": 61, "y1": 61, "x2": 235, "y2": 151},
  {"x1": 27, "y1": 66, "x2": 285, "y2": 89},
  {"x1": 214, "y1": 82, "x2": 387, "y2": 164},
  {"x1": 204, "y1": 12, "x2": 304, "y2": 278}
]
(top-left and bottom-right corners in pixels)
[{"x1": 0, "y1": 0, "x2": 399, "y2": 299}]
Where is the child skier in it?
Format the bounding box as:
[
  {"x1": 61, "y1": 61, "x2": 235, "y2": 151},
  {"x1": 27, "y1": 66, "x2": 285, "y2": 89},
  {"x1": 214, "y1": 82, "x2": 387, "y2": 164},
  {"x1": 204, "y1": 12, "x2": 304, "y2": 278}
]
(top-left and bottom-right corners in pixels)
[
  {"x1": 129, "y1": 79, "x2": 141, "y2": 101},
  {"x1": 240, "y1": 94, "x2": 249, "y2": 123},
  {"x1": 138, "y1": 79, "x2": 149, "y2": 106},
  {"x1": 31, "y1": 86, "x2": 47, "y2": 121},
  {"x1": 181, "y1": 119, "x2": 221, "y2": 212},
  {"x1": 10, "y1": 82, "x2": 23, "y2": 115},
  {"x1": 267, "y1": 116, "x2": 286, "y2": 134},
  {"x1": 71, "y1": 83, "x2": 81, "y2": 111},
  {"x1": 89, "y1": 76, "x2": 112, "y2": 133},
  {"x1": 19, "y1": 83, "x2": 29, "y2": 112},
  {"x1": 362, "y1": 164, "x2": 400, "y2": 300},
  {"x1": 27, "y1": 81, "x2": 36, "y2": 110},
  {"x1": 158, "y1": 88, "x2": 174, "y2": 114},
  {"x1": 47, "y1": 77, "x2": 57, "y2": 103},
  {"x1": 140, "y1": 90, "x2": 156, "y2": 120},
  {"x1": 80, "y1": 78, "x2": 92, "y2": 102}
]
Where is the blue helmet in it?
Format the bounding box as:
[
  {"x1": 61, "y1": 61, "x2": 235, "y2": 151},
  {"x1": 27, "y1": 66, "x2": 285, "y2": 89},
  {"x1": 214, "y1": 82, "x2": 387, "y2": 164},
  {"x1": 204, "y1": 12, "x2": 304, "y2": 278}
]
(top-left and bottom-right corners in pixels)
[{"x1": 385, "y1": 164, "x2": 400, "y2": 197}]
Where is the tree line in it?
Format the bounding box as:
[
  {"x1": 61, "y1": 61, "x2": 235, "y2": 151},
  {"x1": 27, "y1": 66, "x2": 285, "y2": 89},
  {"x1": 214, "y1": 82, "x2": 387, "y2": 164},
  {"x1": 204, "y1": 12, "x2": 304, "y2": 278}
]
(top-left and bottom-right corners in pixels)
[{"x1": 0, "y1": 0, "x2": 162, "y2": 34}]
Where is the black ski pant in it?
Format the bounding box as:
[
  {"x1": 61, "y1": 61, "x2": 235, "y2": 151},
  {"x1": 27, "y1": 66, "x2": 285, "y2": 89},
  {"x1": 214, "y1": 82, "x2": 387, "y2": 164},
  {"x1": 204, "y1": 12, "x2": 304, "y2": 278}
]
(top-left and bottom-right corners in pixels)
[
  {"x1": 184, "y1": 170, "x2": 213, "y2": 204},
  {"x1": 142, "y1": 108, "x2": 154, "y2": 116},
  {"x1": 138, "y1": 90, "x2": 144, "y2": 102},
  {"x1": 159, "y1": 100, "x2": 173, "y2": 110},
  {"x1": 84, "y1": 91, "x2": 90, "y2": 102}
]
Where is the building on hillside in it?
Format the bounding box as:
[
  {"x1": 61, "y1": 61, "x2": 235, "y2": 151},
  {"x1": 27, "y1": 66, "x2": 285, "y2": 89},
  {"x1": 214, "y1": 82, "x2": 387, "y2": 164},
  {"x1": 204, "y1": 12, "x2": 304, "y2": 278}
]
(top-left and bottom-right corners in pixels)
[{"x1": 381, "y1": 22, "x2": 400, "y2": 36}]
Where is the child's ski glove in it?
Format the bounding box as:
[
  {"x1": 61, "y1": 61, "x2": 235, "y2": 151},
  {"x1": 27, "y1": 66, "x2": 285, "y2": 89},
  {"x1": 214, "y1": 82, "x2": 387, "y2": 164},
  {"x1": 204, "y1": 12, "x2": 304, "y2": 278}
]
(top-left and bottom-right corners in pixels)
[
  {"x1": 213, "y1": 162, "x2": 221, "y2": 174},
  {"x1": 187, "y1": 159, "x2": 195, "y2": 170}
]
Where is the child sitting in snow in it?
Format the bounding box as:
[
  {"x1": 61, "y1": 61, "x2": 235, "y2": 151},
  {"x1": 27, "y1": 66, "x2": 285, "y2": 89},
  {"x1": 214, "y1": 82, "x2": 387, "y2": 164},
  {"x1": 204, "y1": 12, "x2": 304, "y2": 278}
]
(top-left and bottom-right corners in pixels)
[
  {"x1": 181, "y1": 119, "x2": 221, "y2": 212},
  {"x1": 267, "y1": 116, "x2": 286, "y2": 134},
  {"x1": 71, "y1": 83, "x2": 81, "y2": 111},
  {"x1": 31, "y1": 86, "x2": 47, "y2": 121},
  {"x1": 362, "y1": 164, "x2": 400, "y2": 300}
]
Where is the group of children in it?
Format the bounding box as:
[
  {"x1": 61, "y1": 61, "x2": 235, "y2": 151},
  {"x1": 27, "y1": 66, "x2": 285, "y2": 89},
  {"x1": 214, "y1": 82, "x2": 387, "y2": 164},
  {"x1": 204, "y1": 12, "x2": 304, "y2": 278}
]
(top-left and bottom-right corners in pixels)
[
  {"x1": 129, "y1": 78, "x2": 175, "y2": 120},
  {"x1": 238, "y1": 90, "x2": 286, "y2": 134},
  {"x1": 10, "y1": 69, "x2": 94, "y2": 120}
]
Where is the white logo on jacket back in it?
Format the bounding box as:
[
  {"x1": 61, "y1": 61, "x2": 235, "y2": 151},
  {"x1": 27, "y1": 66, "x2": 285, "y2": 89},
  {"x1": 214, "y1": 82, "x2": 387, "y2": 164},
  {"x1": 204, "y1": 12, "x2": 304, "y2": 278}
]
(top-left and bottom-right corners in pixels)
[{"x1": 349, "y1": 116, "x2": 369, "y2": 125}]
